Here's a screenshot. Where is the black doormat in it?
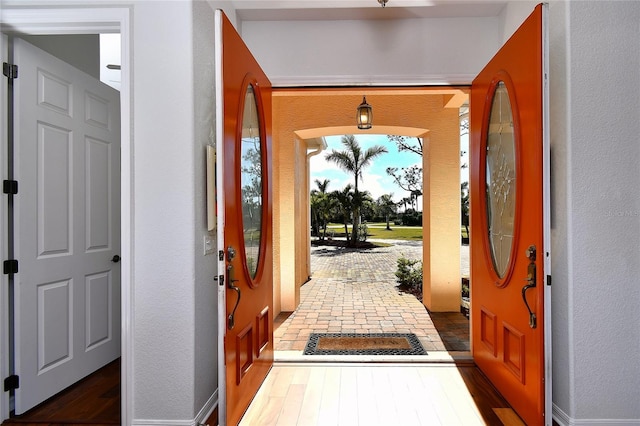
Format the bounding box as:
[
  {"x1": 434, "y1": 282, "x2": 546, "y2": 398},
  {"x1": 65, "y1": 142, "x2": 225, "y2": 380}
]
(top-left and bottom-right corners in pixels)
[{"x1": 303, "y1": 332, "x2": 427, "y2": 356}]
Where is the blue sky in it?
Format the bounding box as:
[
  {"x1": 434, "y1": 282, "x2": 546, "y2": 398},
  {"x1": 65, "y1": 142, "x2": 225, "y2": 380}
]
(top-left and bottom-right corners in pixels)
[{"x1": 310, "y1": 134, "x2": 469, "y2": 203}]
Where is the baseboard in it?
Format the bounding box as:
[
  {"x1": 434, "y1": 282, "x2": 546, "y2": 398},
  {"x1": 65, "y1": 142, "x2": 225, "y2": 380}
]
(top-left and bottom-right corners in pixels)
[
  {"x1": 132, "y1": 389, "x2": 218, "y2": 426},
  {"x1": 553, "y1": 405, "x2": 571, "y2": 426},
  {"x1": 553, "y1": 404, "x2": 640, "y2": 426},
  {"x1": 195, "y1": 389, "x2": 219, "y2": 425}
]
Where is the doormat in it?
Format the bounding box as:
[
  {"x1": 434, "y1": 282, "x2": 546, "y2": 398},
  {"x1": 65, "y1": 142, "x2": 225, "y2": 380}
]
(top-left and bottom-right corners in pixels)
[{"x1": 303, "y1": 333, "x2": 427, "y2": 356}]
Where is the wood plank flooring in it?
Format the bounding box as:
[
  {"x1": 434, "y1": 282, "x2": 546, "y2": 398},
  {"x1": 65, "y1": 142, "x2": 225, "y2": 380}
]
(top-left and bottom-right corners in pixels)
[
  {"x1": 0, "y1": 359, "x2": 526, "y2": 426},
  {"x1": 1, "y1": 359, "x2": 120, "y2": 426},
  {"x1": 239, "y1": 362, "x2": 522, "y2": 426}
]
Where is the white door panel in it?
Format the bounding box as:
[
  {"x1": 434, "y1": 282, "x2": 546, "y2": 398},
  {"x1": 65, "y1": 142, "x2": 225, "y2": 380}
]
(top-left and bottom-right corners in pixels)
[{"x1": 13, "y1": 38, "x2": 120, "y2": 415}]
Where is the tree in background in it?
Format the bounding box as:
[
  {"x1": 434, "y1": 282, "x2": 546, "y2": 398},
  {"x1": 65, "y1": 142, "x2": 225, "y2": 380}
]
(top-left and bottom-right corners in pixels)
[
  {"x1": 461, "y1": 181, "x2": 470, "y2": 241},
  {"x1": 325, "y1": 135, "x2": 388, "y2": 245},
  {"x1": 331, "y1": 184, "x2": 354, "y2": 244},
  {"x1": 376, "y1": 194, "x2": 398, "y2": 230},
  {"x1": 387, "y1": 135, "x2": 423, "y2": 156},
  {"x1": 386, "y1": 164, "x2": 423, "y2": 211},
  {"x1": 310, "y1": 179, "x2": 331, "y2": 239}
]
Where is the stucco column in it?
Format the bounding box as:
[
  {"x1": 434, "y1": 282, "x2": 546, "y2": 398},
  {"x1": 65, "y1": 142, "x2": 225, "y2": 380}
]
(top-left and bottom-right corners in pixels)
[{"x1": 422, "y1": 108, "x2": 462, "y2": 312}]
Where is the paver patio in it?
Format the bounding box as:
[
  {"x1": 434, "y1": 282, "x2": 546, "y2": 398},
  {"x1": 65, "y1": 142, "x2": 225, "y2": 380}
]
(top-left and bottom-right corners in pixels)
[{"x1": 274, "y1": 240, "x2": 470, "y2": 354}]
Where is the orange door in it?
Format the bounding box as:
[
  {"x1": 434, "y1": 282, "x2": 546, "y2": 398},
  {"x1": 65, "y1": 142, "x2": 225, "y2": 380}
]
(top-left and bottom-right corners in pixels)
[
  {"x1": 216, "y1": 11, "x2": 274, "y2": 426},
  {"x1": 470, "y1": 4, "x2": 549, "y2": 426}
]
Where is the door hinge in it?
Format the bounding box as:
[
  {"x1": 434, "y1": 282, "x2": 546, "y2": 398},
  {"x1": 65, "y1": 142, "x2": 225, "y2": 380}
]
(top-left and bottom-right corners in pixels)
[
  {"x1": 3, "y1": 180, "x2": 18, "y2": 195},
  {"x1": 547, "y1": 275, "x2": 552, "y2": 286},
  {"x1": 218, "y1": 250, "x2": 224, "y2": 261},
  {"x1": 3, "y1": 260, "x2": 18, "y2": 275},
  {"x1": 2, "y1": 62, "x2": 18, "y2": 79},
  {"x1": 4, "y1": 375, "x2": 19, "y2": 392}
]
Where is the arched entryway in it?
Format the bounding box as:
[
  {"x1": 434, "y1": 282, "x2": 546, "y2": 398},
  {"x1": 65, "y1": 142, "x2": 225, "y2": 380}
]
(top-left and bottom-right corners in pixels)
[{"x1": 271, "y1": 87, "x2": 467, "y2": 316}]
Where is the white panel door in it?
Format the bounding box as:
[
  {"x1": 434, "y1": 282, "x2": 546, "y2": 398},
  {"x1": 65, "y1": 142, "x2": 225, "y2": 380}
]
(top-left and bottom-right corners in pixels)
[{"x1": 12, "y1": 38, "x2": 121, "y2": 414}]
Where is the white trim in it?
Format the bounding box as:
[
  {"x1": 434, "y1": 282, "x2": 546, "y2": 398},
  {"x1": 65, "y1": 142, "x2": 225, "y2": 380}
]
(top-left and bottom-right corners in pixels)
[
  {"x1": 130, "y1": 388, "x2": 218, "y2": 426},
  {"x1": 0, "y1": 6, "x2": 132, "y2": 425},
  {"x1": 0, "y1": 8, "x2": 124, "y2": 34},
  {"x1": 268, "y1": 73, "x2": 476, "y2": 87},
  {"x1": 553, "y1": 405, "x2": 640, "y2": 426},
  {"x1": 195, "y1": 389, "x2": 218, "y2": 426},
  {"x1": 541, "y1": 3, "x2": 553, "y2": 426},
  {"x1": 214, "y1": 9, "x2": 227, "y2": 426},
  {"x1": 0, "y1": 31, "x2": 9, "y2": 423}
]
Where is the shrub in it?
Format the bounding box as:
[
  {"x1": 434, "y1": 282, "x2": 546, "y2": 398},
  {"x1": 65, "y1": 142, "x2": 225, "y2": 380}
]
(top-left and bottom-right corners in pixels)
[
  {"x1": 358, "y1": 222, "x2": 369, "y2": 242},
  {"x1": 395, "y1": 256, "x2": 423, "y2": 291},
  {"x1": 461, "y1": 277, "x2": 470, "y2": 298},
  {"x1": 401, "y1": 210, "x2": 422, "y2": 226}
]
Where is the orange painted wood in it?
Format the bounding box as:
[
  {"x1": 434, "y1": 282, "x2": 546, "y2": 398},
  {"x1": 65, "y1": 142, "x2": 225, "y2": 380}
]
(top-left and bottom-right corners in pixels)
[
  {"x1": 221, "y1": 12, "x2": 274, "y2": 426},
  {"x1": 470, "y1": 5, "x2": 545, "y2": 426}
]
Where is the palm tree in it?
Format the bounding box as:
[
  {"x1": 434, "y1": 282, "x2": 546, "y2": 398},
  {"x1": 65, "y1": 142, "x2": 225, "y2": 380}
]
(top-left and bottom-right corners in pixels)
[
  {"x1": 310, "y1": 179, "x2": 331, "y2": 239},
  {"x1": 377, "y1": 194, "x2": 397, "y2": 230},
  {"x1": 331, "y1": 184, "x2": 354, "y2": 243},
  {"x1": 325, "y1": 135, "x2": 388, "y2": 245},
  {"x1": 461, "y1": 181, "x2": 470, "y2": 242}
]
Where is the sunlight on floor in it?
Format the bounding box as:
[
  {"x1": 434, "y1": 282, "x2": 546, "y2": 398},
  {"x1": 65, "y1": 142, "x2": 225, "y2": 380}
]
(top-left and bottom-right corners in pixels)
[{"x1": 240, "y1": 363, "x2": 517, "y2": 426}]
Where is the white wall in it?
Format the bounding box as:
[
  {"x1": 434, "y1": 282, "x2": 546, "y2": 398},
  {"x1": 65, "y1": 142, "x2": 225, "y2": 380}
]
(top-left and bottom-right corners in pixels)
[
  {"x1": 132, "y1": 1, "x2": 198, "y2": 421},
  {"x1": 19, "y1": 34, "x2": 100, "y2": 78},
  {"x1": 549, "y1": 1, "x2": 640, "y2": 423},
  {"x1": 192, "y1": 0, "x2": 219, "y2": 416},
  {"x1": 498, "y1": 0, "x2": 539, "y2": 43},
  {"x1": 240, "y1": 16, "x2": 501, "y2": 86}
]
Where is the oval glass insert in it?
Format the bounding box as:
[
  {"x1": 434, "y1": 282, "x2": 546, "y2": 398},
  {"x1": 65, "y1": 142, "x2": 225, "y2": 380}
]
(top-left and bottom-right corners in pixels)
[
  {"x1": 240, "y1": 85, "x2": 263, "y2": 279},
  {"x1": 485, "y1": 81, "x2": 516, "y2": 278}
]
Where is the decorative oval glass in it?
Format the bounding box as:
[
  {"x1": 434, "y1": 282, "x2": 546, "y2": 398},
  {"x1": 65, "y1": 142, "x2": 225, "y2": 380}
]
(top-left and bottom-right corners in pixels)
[
  {"x1": 485, "y1": 81, "x2": 516, "y2": 278},
  {"x1": 240, "y1": 85, "x2": 262, "y2": 279}
]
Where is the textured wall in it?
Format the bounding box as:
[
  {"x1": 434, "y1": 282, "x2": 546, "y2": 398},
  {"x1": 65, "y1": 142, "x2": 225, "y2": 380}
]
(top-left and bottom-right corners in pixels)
[
  {"x1": 550, "y1": 1, "x2": 640, "y2": 423},
  {"x1": 192, "y1": 0, "x2": 219, "y2": 417},
  {"x1": 132, "y1": 1, "x2": 196, "y2": 421}
]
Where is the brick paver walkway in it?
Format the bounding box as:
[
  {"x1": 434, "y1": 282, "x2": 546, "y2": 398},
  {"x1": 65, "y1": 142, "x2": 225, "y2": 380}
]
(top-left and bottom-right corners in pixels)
[{"x1": 274, "y1": 240, "x2": 470, "y2": 353}]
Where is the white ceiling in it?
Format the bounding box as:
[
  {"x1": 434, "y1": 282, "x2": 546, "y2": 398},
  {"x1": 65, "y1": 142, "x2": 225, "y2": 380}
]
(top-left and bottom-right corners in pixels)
[{"x1": 233, "y1": 0, "x2": 508, "y2": 21}]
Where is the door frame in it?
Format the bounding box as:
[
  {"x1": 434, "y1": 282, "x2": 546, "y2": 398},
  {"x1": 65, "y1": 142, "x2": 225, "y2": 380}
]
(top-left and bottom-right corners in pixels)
[
  {"x1": 0, "y1": 8, "x2": 132, "y2": 425},
  {"x1": 214, "y1": 10, "x2": 227, "y2": 424},
  {"x1": 541, "y1": 5, "x2": 552, "y2": 422}
]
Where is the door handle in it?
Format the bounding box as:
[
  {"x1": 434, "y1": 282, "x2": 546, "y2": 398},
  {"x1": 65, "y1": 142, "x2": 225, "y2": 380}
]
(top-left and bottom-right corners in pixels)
[
  {"x1": 521, "y1": 245, "x2": 537, "y2": 329},
  {"x1": 226, "y1": 247, "x2": 241, "y2": 330},
  {"x1": 111, "y1": 255, "x2": 121, "y2": 263}
]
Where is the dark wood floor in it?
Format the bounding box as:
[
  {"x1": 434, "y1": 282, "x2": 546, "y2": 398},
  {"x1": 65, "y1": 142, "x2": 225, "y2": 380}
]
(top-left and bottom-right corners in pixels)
[
  {"x1": 0, "y1": 358, "x2": 218, "y2": 426},
  {"x1": 2, "y1": 359, "x2": 120, "y2": 426}
]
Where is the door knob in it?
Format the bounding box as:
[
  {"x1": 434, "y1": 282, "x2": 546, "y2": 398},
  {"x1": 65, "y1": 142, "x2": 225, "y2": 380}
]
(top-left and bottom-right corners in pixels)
[{"x1": 111, "y1": 255, "x2": 121, "y2": 263}]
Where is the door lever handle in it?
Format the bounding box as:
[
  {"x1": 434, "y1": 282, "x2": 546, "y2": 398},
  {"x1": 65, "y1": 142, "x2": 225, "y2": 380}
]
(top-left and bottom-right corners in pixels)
[
  {"x1": 521, "y1": 245, "x2": 537, "y2": 329},
  {"x1": 522, "y1": 280, "x2": 537, "y2": 329},
  {"x1": 227, "y1": 264, "x2": 241, "y2": 330}
]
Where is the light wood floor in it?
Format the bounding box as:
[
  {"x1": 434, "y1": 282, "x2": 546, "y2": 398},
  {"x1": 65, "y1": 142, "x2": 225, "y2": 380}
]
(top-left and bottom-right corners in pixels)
[{"x1": 239, "y1": 362, "x2": 524, "y2": 426}]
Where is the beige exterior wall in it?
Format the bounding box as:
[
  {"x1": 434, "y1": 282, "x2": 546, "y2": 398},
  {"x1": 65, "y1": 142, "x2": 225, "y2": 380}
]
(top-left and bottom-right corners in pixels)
[
  {"x1": 422, "y1": 108, "x2": 463, "y2": 311},
  {"x1": 273, "y1": 88, "x2": 466, "y2": 314}
]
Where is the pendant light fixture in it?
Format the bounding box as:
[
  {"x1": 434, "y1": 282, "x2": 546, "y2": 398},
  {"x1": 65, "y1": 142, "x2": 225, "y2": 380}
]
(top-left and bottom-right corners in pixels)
[
  {"x1": 378, "y1": 0, "x2": 388, "y2": 7},
  {"x1": 356, "y1": 96, "x2": 373, "y2": 130}
]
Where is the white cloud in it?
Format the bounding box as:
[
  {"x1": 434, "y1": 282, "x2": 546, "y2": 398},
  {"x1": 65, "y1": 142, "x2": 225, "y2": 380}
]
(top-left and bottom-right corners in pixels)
[
  {"x1": 309, "y1": 154, "x2": 338, "y2": 174},
  {"x1": 360, "y1": 171, "x2": 395, "y2": 201}
]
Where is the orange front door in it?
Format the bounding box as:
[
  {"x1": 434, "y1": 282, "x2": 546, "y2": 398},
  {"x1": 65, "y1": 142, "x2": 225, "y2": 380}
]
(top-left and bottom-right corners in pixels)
[
  {"x1": 470, "y1": 4, "x2": 548, "y2": 426},
  {"x1": 217, "y1": 11, "x2": 274, "y2": 426}
]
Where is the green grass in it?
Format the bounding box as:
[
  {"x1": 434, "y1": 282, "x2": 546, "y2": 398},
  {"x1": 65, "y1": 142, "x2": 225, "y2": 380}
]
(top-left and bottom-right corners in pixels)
[
  {"x1": 325, "y1": 223, "x2": 423, "y2": 240},
  {"x1": 323, "y1": 223, "x2": 469, "y2": 241},
  {"x1": 366, "y1": 226, "x2": 424, "y2": 240}
]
